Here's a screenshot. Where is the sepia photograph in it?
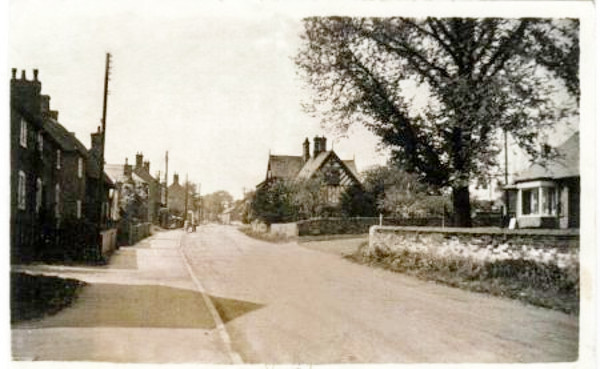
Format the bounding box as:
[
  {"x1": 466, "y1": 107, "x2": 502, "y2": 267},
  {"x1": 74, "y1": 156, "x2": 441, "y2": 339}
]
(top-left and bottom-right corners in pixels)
[{"x1": 6, "y1": 0, "x2": 596, "y2": 367}]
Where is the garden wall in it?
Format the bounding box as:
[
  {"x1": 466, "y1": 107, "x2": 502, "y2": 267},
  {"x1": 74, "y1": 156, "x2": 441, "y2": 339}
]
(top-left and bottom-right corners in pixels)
[
  {"x1": 297, "y1": 217, "x2": 444, "y2": 236},
  {"x1": 368, "y1": 226, "x2": 579, "y2": 254},
  {"x1": 270, "y1": 222, "x2": 299, "y2": 238}
]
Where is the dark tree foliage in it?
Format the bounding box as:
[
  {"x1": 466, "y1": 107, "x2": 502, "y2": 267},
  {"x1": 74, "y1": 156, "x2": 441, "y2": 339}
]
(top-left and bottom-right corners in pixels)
[
  {"x1": 340, "y1": 183, "x2": 378, "y2": 217},
  {"x1": 250, "y1": 181, "x2": 298, "y2": 224},
  {"x1": 296, "y1": 17, "x2": 579, "y2": 226}
]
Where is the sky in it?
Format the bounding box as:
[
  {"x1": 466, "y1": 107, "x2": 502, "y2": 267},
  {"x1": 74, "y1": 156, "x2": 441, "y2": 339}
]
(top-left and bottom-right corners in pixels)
[
  {"x1": 8, "y1": 0, "x2": 587, "y2": 200},
  {"x1": 9, "y1": 0, "x2": 389, "y2": 199}
]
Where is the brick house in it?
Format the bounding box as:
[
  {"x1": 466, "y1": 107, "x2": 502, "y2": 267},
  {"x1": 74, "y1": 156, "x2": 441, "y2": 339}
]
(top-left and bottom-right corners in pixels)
[
  {"x1": 10, "y1": 69, "x2": 111, "y2": 262},
  {"x1": 167, "y1": 173, "x2": 187, "y2": 217},
  {"x1": 132, "y1": 153, "x2": 161, "y2": 224},
  {"x1": 257, "y1": 136, "x2": 362, "y2": 206}
]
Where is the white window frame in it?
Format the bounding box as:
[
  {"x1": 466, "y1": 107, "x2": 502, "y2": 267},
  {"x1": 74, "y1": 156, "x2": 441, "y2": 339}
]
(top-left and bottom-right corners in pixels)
[
  {"x1": 37, "y1": 131, "x2": 43, "y2": 153},
  {"x1": 36, "y1": 178, "x2": 43, "y2": 214},
  {"x1": 78, "y1": 157, "x2": 83, "y2": 178},
  {"x1": 17, "y1": 171, "x2": 26, "y2": 210},
  {"x1": 55, "y1": 183, "x2": 61, "y2": 218},
  {"x1": 516, "y1": 181, "x2": 557, "y2": 217},
  {"x1": 20, "y1": 118, "x2": 28, "y2": 148},
  {"x1": 56, "y1": 149, "x2": 61, "y2": 169},
  {"x1": 76, "y1": 200, "x2": 82, "y2": 219}
]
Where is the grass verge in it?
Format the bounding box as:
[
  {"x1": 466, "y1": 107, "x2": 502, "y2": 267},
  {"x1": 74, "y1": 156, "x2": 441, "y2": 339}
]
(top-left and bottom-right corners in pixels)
[
  {"x1": 346, "y1": 242, "x2": 578, "y2": 315},
  {"x1": 11, "y1": 272, "x2": 86, "y2": 323}
]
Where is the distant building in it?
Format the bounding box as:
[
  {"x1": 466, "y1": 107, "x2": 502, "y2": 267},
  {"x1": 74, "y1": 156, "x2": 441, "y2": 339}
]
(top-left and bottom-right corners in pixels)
[
  {"x1": 505, "y1": 132, "x2": 579, "y2": 229},
  {"x1": 167, "y1": 173, "x2": 186, "y2": 217},
  {"x1": 257, "y1": 136, "x2": 362, "y2": 206}
]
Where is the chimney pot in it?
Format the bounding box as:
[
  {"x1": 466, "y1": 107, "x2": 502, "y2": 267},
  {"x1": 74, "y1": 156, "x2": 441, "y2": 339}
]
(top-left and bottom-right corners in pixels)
[
  {"x1": 21, "y1": 70, "x2": 26, "y2": 80},
  {"x1": 11, "y1": 69, "x2": 16, "y2": 79},
  {"x1": 33, "y1": 69, "x2": 38, "y2": 81}
]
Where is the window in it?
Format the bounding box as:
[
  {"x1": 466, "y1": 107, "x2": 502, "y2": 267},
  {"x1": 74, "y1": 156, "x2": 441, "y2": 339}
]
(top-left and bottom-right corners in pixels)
[
  {"x1": 20, "y1": 118, "x2": 28, "y2": 148},
  {"x1": 78, "y1": 157, "x2": 83, "y2": 178},
  {"x1": 541, "y1": 187, "x2": 557, "y2": 215},
  {"x1": 56, "y1": 149, "x2": 61, "y2": 169},
  {"x1": 76, "y1": 200, "x2": 82, "y2": 219},
  {"x1": 55, "y1": 183, "x2": 60, "y2": 218},
  {"x1": 37, "y1": 132, "x2": 43, "y2": 153},
  {"x1": 17, "y1": 171, "x2": 26, "y2": 210},
  {"x1": 522, "y1": 188, "x2": 538, "y2": 215},
  {"x1": 36, "y1": 178, "x2": 43, "y2": 214},
  {"x1": 521, "y1": 185, "x2": 557, "y2": 216}
]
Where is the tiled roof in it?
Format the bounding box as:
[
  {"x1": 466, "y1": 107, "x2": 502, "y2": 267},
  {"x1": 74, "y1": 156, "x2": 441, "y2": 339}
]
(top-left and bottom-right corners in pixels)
[
  {"x1": 268, "y1": 155, "x2": 305, "y2": 179},
  {"x1": 133, "y1": 167, "x2": 157, "y2": 183},
  {"x1": 515, "y1": 132, "x2": 579, "y2": 183},
  {"x1": 296, "y1": 151, "x2": 331, "y2": 179},
  {"x1": 44, "y1": 118, "x2": 88, "y2": 157},
  {"x1": 104, "y1": 164, "x2": 127, "y2": 183}
]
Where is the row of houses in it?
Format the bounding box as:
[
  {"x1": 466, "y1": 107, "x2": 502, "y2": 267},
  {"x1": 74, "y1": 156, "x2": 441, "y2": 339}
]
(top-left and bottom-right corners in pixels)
[
  {"x1": 10, "y1": 69, "x2": 201, "y2": 263},
  {"x1": 10, "y1": 69, "x2": 114, "y2": 263}
]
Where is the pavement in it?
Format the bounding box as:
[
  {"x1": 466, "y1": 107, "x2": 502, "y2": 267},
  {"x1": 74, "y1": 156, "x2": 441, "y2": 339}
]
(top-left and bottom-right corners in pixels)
[
  {"x1": 12, "y1": 225, "x2": 580, "y2": 364},
  {"x1": 11, "y1": 230, "x2": 234, "y2": 363}
]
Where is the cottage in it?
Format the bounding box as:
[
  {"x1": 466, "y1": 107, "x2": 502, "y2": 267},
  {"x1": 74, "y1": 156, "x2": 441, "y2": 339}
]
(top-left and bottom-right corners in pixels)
[
  {"x1": 258, "y1": 136, "x2": 361, "y2": 206},
  {"x1": 506, "y1": 132, "x2": 579, "y2": 229}
]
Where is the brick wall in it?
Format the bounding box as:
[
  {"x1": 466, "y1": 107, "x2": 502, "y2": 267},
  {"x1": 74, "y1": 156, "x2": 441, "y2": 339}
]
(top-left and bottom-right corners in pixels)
[{"x1": 296, "y1": 217, "x2": 444, "y2": 236}]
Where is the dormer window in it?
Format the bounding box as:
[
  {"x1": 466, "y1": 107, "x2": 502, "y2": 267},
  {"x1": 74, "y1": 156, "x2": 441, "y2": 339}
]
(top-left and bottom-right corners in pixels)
[{"x1": 20, "y1": 118, "x2": 28, "y2": 148}]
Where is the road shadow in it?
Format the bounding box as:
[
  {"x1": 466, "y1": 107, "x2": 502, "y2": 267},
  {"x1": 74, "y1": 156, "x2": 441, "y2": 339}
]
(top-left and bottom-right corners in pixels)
[{"x1": 13, "y1": 283, "x2": 263, "y2": 329}]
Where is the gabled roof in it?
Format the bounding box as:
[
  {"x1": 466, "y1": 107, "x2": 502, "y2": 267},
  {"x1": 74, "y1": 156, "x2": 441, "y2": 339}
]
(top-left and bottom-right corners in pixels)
[
  {"x1": 296, "y1": 151, "x2": 331, "y2": 179},
  {"x1": 268, "y1": 155, "x2": 305, "y2": 179},
  {"x1": 342, "y1": 159, "x2": 359, "y2": 179},
  {"x1": 104, "y1": 164, "x2": 128, "y2": 183},
  {"x1": 43, "y1": 118, "x2": 88, "y2": 157},
  {"x1": 133, "y1": 166, "x2": 157, "y2": 183},
  {"x1": 515, "y1": 132, "x2": 579, "y2": 183}
]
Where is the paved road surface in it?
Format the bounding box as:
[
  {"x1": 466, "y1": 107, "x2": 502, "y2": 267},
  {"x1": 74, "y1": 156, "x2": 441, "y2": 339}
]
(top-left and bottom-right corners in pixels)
[
  {"x1": 182, "y1": 225, "x2": 578, "y2": 364},
  {"x1": 12, "y1": 225, "x2": 578, "y2": 363}
]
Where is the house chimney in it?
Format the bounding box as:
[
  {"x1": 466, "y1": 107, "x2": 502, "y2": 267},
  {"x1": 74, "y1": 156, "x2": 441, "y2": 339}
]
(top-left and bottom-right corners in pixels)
[
  {"x1": 91, "y1": 126, "x2": 102, "y2": 153},
  {"x1": 10, "y1": 68, "x2": 42, "y2": 117},
  {"x1": 173, "y1": 173, "x2": 179, "y2": 185},
  {"x1": 124, "y1": 158, "x2": 132, "y2": 177},
  {"x1": 303, "y1": 137, "x2": 310, "y2": 162},
  {"x1": 49, "y1": 110, "x2": 58, "y2": 120},
  {"x1": 33, "y1": 69, "x2": 39, "y2": 81},
  {"x1": 143, "y1": 160, "x2": 150, "y2": 172},
  {"x1": 321, "y1": 136, "x2": 327, "y2": 152},
  {"x1": 135, "y1": 152, "x2": 143, "y2": 169},
  {"x1": 40, "y1": 95, "x2": 50, "y2": 116},
  {"x1": 313, "y1": 136, "x2": 321, "y2": 157}
]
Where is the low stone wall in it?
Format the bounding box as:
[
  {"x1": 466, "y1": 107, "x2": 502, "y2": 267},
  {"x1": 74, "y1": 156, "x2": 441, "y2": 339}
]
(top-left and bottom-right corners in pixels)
[
  {"x1": 297, "y1": 217, "x2": 444, "y2": 236},
  {"x1": 270, "y1": 222, "x2": 299, "y2": 238},
  {"x1": 368, "y1": 225, "x2": 579, "y2": 257},
  {"x1": 100, "y1": 228, "x2": 118, "y2": 256},
  {"x1": 129, "y1": 222, "x2": 151, "y2": 245}
]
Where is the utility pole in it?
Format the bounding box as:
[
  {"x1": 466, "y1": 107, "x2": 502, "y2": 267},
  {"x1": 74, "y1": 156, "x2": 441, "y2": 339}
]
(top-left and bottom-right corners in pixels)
[
  {"x1": 184, "y1": 173, "x2": 189, "y2": 222},
  {"x1": 98, "y1": 52, "x2": 111, "y2": 227},
  {"x1": 503, "y1": 129, "x2": 509, "y2": 225},
  {"x1": 164, "y1": 151, "x2": 169, "y2": 208}
]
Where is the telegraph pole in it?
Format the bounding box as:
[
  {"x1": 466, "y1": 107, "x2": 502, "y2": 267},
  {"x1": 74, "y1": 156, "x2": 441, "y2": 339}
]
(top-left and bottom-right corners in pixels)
[
  {"x1": 184, "y1": 173, "x2": 189, "y2": 222},
  {"x1": 98, "y1": 52, "x2": 111, "y2": 226},
  {"x1": 164, "y1": 151, "x2": 169, "y2": 207}
]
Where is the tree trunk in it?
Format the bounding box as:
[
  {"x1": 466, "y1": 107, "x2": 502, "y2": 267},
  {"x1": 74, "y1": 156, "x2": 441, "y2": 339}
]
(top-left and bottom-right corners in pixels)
[{"x1": 452, "y1": 186, "x2": 472, "y2": 227}]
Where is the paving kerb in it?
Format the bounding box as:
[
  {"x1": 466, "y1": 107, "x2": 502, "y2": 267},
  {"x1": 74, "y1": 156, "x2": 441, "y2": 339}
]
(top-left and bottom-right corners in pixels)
[
  {"x1": 177, "y1": 231, "x2": 244, "y2": 364},
  {"x1": 11, "y1": 230, "x2": 234, "y2": 363}
]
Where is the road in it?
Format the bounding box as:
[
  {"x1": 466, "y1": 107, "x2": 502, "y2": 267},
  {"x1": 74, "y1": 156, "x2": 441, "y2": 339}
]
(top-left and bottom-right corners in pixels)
[{"x1": 12, "y1": 225, "x2": 578, "y2": 363}]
